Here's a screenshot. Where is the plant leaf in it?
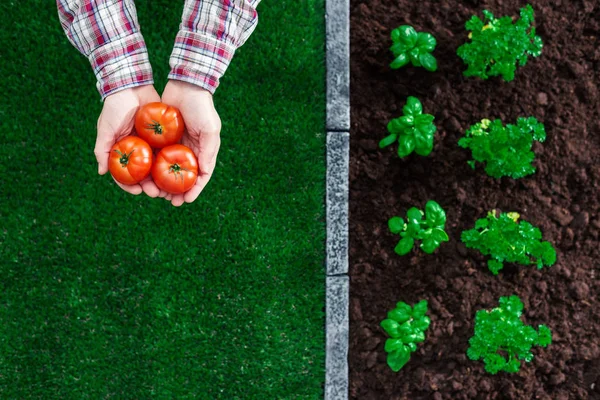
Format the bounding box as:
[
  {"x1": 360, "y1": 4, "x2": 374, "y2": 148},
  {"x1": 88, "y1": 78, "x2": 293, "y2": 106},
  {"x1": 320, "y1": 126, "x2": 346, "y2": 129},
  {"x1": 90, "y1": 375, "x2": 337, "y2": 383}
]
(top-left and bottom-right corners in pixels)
[
  {"x1": 388, "y1": 216, "x2": 405, "y2": 234},
  {"x1": 415, "y1": 32, "x2": 437, "y2": 52},
  {"x1": 381, "y1": 319, "x2": 401, "y2": 338},
  {"x1": 384, "y1": 338, "x2": 404, "y2": 353},
  {"x1": 390, "y1": 53, "x2": 410, "y2": 69},
  {"x1": 387, "y1": 345, "x2": 411, "y2": 372},
  {"x1": 379, "y1": 133, "x2": 398, "y2": 148},
  {"x1": 403, "y1": 96, "x2": 423, "y2": 116},
  {"x1": 425, "y1": 200, "x2": 446, "y2": 227},
  {"x1": 420, "y1": 238, "x2": 440, "y2": 254},
  {"x1": 412, "y1": 300, "x2": 428, "y2": 318},
  {"x1": 394, "y1": 237, "x2": 415, "y2": 256},
  {"x1": 395, "y1": 25, "x2": 418, "y2": 47},
  {"x1": 418, "y1": 52, "x2": 438, "y2": 72},
  {"x1": 397, "y1": 135, "x2": 416, "y2": 158},
  {"x1": 388, "y1": 307, "x2": 411, "y2": 324}
]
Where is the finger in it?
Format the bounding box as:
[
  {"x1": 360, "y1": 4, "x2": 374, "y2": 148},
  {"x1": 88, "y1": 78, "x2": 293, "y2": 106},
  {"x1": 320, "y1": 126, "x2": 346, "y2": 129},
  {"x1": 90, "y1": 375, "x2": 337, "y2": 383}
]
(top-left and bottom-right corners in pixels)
[
  {"x1": 184, "y1": 155, "x2": 216, "y2": 203},
  {"x1": 170, "y1": 194, "x2": 185, "y2": 207},
  {"x1": 157, "y1": 190, "x2": 170, "y2": 198},
  {"x1": 112, "y1": 176, "x2": 143, "y2": 195},
  {"x1": 94, "y1": 128, "x2": 115, "y2": 176},
  {"x1": 139, "y1": 177, "x2": 160, "y2": 198}
]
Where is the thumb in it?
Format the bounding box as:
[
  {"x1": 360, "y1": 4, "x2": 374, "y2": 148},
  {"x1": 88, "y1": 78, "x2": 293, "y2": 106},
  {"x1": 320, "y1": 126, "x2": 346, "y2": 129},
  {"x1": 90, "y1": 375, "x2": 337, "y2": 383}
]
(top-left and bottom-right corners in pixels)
[{"x1": 94, "y1": 125, "x2": 115, "y2": 175}]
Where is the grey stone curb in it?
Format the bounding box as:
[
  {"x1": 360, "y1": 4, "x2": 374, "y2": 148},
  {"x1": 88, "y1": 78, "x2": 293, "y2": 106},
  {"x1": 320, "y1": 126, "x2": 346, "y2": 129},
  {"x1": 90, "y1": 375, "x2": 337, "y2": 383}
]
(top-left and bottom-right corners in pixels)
[
  {"x1": 326, "y1": 0, "x2": 350, "y2": 132},
  {"x1": 325, "y1": 0, "x2": 350, "y2": 397},
  {"x1": 326, "y1": 132, "x2": 350, "y2": 276},
  {"x1": 325, "y1": 275, "x2": 349, "y2": 400}
]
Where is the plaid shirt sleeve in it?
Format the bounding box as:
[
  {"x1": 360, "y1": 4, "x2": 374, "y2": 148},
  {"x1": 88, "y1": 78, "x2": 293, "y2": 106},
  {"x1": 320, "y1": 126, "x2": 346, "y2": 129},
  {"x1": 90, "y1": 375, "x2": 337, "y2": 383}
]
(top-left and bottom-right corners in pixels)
[
  {"x1": 56, "y1": 0, "x2": 153, "y2": 101},
  {"x1": 168, "y1": 0, "x2": 262, "y2": 94}
]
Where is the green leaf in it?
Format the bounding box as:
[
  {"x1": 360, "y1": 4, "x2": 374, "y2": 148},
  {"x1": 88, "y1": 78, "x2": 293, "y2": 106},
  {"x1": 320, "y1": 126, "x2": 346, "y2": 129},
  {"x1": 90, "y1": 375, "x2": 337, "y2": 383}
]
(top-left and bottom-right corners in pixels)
[
  {"x1": 431, "y1": 228, "x2": 449, "y2": 242},
  {"x1": 390, "y1": 53, "x2": 410, "y2": 69},
  {"x1": 403, "y1": 96, "x2": 423, "y2": 116},
  {"x1": 475, "y1": 218, "x2": 489, "y2": 229},
  {"x1": 384, "y1": 338, "x2": 404, "y2": 352},
  {"x1": 418, "y1": 52, "x2": 438, "y2": 72},
  {"x1": 420, "y1": 238, "x2": 440, "y2": 254},
  {"x1": 488, "y1": 259, "x2": 504, "y2": 275},
  {"x1": 413, "y1": 315, "x2": 431, "y2": 331},
  {"x1": 415, "y1": 32, "x2": 437, "y2": 52},
  {"x1": 412, "y1": 300, "x2": 428, "y2": 319},
  {"x1": 395, "y1": 25, "x2": 418, "y2": 48},
  {"x1": 394, "y1": 237, "x2": 414, "y2": 256},
  {"x1": 397, "y1": 135, "x2": 416, "y2": 158},
  {"x1": 388, "y1": 307, "x2": 411, "y2": 324},
  {"x1": 381, "y1": 319, "x2": 401, "y2": 338},
  {"x1": 379, "y1": 133, "x2": 398, "y2": 148},
  {"x1": 387, "y1": 345, "x2": 411, "y2": 372},
  {"x1": 537, "y1": 325, "x2": 552, "y2": 346},
  {"x1": 406, "y1": 207, "x2": 423, "y2": 223},
  {"x1": 425, "y1": 201, "x2": 446, "y2": 227},
  {"x1": 388, "y1": 216, "x2": 405, "y2": 234}
]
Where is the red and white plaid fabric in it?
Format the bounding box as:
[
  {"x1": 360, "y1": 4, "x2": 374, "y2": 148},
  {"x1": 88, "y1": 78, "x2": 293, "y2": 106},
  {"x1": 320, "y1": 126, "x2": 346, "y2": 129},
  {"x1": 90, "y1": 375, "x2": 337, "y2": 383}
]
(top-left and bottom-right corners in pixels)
[{"x1": 56, "y1": 0, "x2": 261, "y2": 101}]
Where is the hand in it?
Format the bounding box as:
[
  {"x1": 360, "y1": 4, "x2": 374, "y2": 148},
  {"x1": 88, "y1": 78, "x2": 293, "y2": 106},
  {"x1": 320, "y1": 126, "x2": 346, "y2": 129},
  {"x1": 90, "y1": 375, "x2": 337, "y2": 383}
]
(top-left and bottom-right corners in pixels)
[
  {"x1": 95, "y1": 85, "x2": 162, "y2": 197},
  {"x1": 160, "y1": 80, "x2": 222, "y2": 206}
]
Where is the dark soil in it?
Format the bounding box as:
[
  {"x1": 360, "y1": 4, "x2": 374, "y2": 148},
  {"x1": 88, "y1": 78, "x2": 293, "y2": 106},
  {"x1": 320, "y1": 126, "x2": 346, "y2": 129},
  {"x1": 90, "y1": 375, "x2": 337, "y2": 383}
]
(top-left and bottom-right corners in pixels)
[{"x1": 348, "y1": 0, "x2": 600, "y2": 399}]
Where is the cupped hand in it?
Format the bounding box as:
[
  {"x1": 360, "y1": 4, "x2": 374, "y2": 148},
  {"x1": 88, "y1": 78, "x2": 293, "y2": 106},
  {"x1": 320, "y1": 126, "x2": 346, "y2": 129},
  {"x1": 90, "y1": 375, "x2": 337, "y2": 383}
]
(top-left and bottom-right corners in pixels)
[
  {"x1": 95, "y1": 85, "x2": 162, "y2": 197},
  {"x1": 160, "y1": 80, "x2": 221, "y2": 206}
]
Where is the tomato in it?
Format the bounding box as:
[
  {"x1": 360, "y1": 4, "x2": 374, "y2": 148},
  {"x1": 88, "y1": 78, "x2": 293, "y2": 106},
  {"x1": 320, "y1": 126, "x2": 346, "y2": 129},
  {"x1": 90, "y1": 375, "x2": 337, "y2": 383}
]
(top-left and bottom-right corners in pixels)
[
  {"x1": 135, "y1": 102, "x2": 185, "y2": 148},
  {"x1": 108, "y1": 136, "x2": 153, "y2": 185},
  {"x1": 151, "y1": 145, "x2": 198, "y2": 194}
]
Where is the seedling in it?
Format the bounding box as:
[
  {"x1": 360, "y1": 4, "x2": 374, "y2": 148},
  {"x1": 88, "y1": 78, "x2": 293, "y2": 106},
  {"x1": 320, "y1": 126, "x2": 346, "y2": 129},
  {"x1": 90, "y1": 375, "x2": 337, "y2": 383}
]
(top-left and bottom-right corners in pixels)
[
  {"x1": 390, "y1": 25, "x2": 438, "y2": 72},
  {"x1": 461, "y1": 210, "x2": 556, "y2": 275},
  {"x1": 468, "y1": 295, "x2": 552, "y2": 374},
  {"x1": 388, "y1": 200, "x2": 449, "y2": 255},
  {"x1": 457, "y1": 4, "x2": 543, "y2": 81},
  {"x1": 458, "y1": 117, "x2": 546, "y2": 179},
  {"x1": 379, "y1": 96, "x2": 437, "y2": 158},
  {"x1": 381, "y1": 300, "x2": 431, "y2": 372}
]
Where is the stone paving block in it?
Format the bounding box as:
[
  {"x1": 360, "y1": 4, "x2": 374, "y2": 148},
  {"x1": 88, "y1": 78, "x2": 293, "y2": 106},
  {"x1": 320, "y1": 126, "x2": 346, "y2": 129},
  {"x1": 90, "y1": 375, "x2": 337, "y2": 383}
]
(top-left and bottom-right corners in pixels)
[{"x1": 325, "y1": 275, "x2": 349, "y2": 400}]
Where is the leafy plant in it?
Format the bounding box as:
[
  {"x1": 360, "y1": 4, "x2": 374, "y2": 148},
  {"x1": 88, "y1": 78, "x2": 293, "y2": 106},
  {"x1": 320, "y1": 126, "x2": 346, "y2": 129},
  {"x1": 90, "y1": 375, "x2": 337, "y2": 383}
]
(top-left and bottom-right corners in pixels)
[
  {"x1": 388, "y1": 200, "x2": 449, "y2": 255},
  {"x1": 457, "y1": 4, "x2": 543, "y2": 81},
  {"x1": 467, "y1": 295, "x2": 552, "y2": 374},
  {"x1": 381, "y1": 300, "x2": 431, "y2": 372},
  {"x1": 379, "y1": 96, "x2": 437, "y2": 158},
  {"x1": 461, "y1": 210, "x2": 556, "y2": 275},
  {"x1": 458, "y1": 117, "x2": 546, "y2": 179},
  {"x1": 390, "y1": 25, "x2": 438, "y2": 72}
]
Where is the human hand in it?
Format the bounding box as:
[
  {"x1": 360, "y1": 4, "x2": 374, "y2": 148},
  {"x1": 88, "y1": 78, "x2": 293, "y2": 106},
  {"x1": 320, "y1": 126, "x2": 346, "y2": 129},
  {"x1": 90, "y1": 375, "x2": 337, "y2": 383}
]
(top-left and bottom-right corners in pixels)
[
  {"x1": 160, "y1": 80, "x2": 222, "y2": 206},
  {"x1": 95, "y1": 85, "x2": 162, "y2": 197}
]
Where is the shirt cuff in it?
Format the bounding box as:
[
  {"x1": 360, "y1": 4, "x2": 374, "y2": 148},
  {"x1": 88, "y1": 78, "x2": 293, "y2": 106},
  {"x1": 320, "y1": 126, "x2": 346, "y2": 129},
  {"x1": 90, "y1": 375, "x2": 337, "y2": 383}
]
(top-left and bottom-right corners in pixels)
[
  {"x1": 168, "y1": 30, "x2": 236, "y2": 94},
  {"x1": 89, "y1": 32, "x2": 154, "y2": 101}
]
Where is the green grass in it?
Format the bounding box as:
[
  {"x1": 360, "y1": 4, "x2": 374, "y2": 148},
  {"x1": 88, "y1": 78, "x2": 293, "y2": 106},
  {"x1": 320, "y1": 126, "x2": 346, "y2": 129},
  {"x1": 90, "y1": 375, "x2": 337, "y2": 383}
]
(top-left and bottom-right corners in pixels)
[{"x1": 0, "y1": 1, "x2": 325, "y2": 398}]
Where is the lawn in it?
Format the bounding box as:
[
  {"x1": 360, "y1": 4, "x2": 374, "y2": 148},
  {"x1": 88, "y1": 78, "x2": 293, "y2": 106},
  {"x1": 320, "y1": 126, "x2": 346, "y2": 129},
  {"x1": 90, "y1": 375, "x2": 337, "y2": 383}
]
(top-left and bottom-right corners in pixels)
[{"x1": 0, "y1": 1, "x2": 326, "y2": 398}]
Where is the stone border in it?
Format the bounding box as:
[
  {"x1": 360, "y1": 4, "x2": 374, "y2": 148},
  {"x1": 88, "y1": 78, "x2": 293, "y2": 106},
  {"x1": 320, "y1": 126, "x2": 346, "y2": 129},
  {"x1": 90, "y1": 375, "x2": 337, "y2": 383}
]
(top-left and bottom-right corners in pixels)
[{"x1": 325, "y1": 0, "x2": 350, "y2": 397}]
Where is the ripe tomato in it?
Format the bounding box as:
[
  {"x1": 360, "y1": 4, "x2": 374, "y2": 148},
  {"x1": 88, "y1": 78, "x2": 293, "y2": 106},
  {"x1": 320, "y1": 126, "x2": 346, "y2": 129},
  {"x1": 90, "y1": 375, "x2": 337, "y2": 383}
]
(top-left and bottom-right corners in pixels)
[
  {"x1": 108, "y1": 136, "x2": 153, "y2": 185},
  {"x1": 135, "y1": 102, "x2": 185, "y2": 148},
  {"x1": 151, "y1": 145, "x2": 199, "y2": 194}
]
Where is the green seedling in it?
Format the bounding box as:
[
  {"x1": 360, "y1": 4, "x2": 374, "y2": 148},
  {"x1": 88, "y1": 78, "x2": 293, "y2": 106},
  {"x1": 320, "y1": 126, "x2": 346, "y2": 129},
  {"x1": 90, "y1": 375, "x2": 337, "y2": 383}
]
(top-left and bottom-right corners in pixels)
[
  {"x1": 468, "y1": 295, "x2": 552, "y2": 374},
  {"x1": 381, "y1": 300, "x2": 431, "y2": 372},
  {"x1": 388, "y1": 200, "x2": 449, "y2": 255},
  {"x1": 461, "y1": 210, "x2": 556, "y2": 275},
  {"x1": 457, "y1": 4, "x2": 543, "y2": 81},
  {"x1": 458, "y1": 117, "x2": 546, "y2": 179},
  {"x1": 390, "y1": 25, "x2": 437, "y2": 72},
  {"x1": 379, "y1": 96, "x2": 437, "y2": 158}
]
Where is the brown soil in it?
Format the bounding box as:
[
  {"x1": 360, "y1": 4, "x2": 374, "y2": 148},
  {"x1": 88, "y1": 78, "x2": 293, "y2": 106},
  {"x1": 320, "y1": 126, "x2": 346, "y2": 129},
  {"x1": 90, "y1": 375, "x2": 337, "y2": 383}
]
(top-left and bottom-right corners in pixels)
[{"x1": 348, "y1": 0, "x2": 600, "y2": 399}]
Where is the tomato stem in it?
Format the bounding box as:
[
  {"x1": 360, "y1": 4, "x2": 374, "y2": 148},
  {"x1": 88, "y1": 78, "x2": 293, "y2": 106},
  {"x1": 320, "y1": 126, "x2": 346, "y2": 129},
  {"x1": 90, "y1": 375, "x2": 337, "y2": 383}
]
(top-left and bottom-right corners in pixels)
[
  {"x1": 114, "y1": 149, "x2": 134, "y2": 167},
  {"x1": 169, "y1": 163, "x2": 190, "y2": 181},
  {"x1": 145, "y1": 120, "x2": 164, "y2": 135}
]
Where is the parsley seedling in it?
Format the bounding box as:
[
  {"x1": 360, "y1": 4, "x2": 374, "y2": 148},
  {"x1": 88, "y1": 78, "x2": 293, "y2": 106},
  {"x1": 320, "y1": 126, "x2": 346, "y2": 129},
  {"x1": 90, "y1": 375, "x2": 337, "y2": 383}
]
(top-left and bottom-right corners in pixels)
[
  {"x1": 390, "y1": 25, "x2": 438, "y2": 72},
  {"x1": 461, "y1": 210, "x2": 556, "y2": 275},
  {"x1": 459, "y1": 117, "x2": 546, "y2": 179},
  {"x1": 381, "y1": 300, "x2": 431, "y2": 372},
  {"x1": 388, "y1": 200, "x2": 449, "y2": 255},
  {"x1": 468, "y1": 295, "x2": 552, "y2": 374},
  {"x1": 379, "y1": 96, "x2": 437, "y2": 158},
  {"x1": 457, "y1": 4, "x2": 543, "y2": 81}
]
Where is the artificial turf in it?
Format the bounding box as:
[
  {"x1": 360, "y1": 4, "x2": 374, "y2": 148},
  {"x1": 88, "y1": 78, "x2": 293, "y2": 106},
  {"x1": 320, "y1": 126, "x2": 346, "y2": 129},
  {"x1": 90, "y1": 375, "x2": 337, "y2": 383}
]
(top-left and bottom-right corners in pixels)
[{"x1": 0, "y1": 1, "x2": 325, "y2": 398}]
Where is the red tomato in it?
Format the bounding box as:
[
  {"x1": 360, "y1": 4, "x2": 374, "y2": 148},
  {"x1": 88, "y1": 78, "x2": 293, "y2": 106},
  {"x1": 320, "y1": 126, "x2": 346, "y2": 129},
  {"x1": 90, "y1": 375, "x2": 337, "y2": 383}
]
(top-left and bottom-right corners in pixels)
[
  {"x1": 135, "y1": 102, "x2": 185, "y2": 148},
  {"x1": 108, "y1": 136, "x2": 153, "y2": 185},
  {"x1": 151, "y1": 145, "x2": 199, "y2": 194}
]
